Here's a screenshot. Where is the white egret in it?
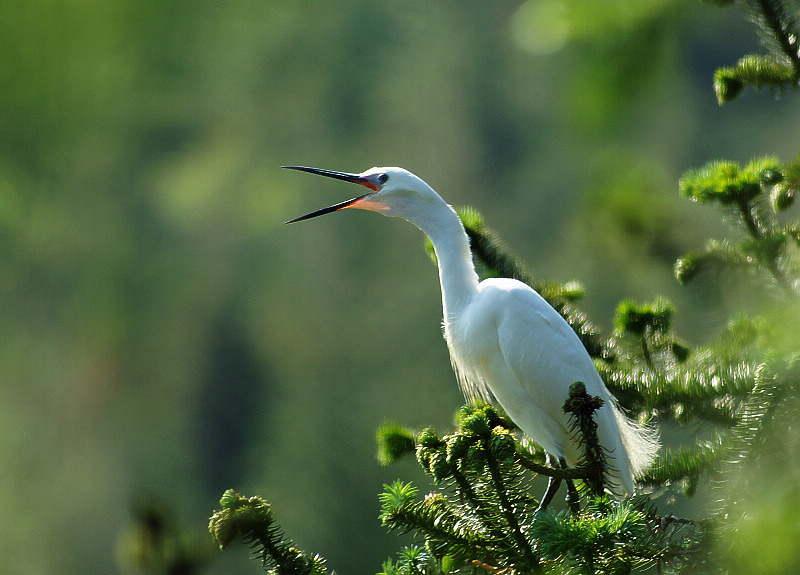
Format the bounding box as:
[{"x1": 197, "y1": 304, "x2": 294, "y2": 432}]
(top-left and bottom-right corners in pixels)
[{"x1": 285, "y1": 165, "x2": 658, "y2": 500}]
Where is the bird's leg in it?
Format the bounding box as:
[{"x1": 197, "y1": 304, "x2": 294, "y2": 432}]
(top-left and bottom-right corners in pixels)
[
  {"x1": 560, "y1": 457, "x2": 581, "y2": 514},
  {"x1": 536, "y1": 453, "x2": 563, "y2": 512}
]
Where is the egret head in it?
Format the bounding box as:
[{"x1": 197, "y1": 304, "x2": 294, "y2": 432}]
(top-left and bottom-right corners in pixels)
[{"x1": 284, "y1": 166, "x2": 441, "y2": 223}]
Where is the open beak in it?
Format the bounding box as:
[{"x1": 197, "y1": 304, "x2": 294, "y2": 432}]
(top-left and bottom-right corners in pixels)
[{"x1": 283, "y1": 166, "x2": 380, "y2": 223}]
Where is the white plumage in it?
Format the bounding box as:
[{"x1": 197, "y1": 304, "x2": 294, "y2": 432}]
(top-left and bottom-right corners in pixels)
[
  {"x1": 447, "y1": 277, "x2": 658, "y2": 495},
  {"x1": 286, "y1": 165, "x2": 659, "y2": 497}
]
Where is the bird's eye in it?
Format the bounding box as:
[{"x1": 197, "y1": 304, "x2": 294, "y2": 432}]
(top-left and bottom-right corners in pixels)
[{"x1": 378, "y1": 173, "x2": 389, "y2": 184}]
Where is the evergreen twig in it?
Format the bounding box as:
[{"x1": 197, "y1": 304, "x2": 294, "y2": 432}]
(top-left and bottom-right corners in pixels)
[
  {"x1": 714, "y1": 0, "x2": 800, "y2": 103},
  {"x1": 208, "y1": 490, "x2": 328, "y2": 575}
]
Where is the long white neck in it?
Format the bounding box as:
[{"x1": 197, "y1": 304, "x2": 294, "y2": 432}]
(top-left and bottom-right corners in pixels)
[{"x1": 405, "y1": 200, "x2": 480, "y2": 323}]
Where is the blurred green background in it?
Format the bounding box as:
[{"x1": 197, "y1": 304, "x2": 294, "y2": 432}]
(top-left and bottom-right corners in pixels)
[{"x1": 3, "y1": 1, "x2": 800, "y2": 573}]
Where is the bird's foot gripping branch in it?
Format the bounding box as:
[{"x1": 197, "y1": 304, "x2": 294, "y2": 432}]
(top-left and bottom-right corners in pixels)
[{"x1": 209, "y1": 401, "x2": 703, "y2": 575}]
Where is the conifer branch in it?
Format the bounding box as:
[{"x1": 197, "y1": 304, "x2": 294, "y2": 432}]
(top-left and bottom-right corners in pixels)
[
  {"x1": 483, "y1": 450, "x2": 539, "y2": 569},
  {"x1": 640, "y1": 441, "x2": 725, "y2": 495},
  {"x1": 751, "y1": 0, "x2": 800, "y2": 74},
  {"x1": 208, "y1": 490, "x2": 328, "y2": 575},
  {"x1": 532, "y1": 497, "x2": 704, "y2": 574},
  {"x1": 713, "y1": 1, "x2": 800, "y2": 103},
  {"x1": 678, "y1": 157, "x2": 797, "y2": 295},
  {"x1": 376, "y1": 421, "x2": 417, "y2": 465},
  {"x1": 598, "y1": 358, "x2": 759, "y2": 426},
  {"x1": 714, "y1": 54, "x2": 797, "y2": 103},
  {"x1": 563, "y1": 382, "x2": 609, "y2": 497},
  {"x1": 379, "y1": 545, "x2": 437, "y2": 575},
  {"x1": 379, "y1": 483, "x2": 496, "y2": 557}
]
